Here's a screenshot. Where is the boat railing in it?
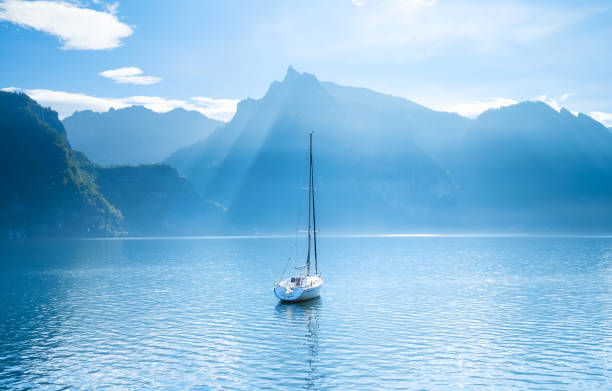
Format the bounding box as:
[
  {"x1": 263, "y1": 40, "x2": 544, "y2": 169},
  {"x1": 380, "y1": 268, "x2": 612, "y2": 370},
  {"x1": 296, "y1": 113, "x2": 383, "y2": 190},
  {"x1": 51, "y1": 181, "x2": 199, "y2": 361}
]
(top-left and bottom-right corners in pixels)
[
  {"x1": 295, "y1": 278, "x2": 320, "y2": 289},
  {"x1": 276, "y1": 276, "x2": 320, "y2": 289}
]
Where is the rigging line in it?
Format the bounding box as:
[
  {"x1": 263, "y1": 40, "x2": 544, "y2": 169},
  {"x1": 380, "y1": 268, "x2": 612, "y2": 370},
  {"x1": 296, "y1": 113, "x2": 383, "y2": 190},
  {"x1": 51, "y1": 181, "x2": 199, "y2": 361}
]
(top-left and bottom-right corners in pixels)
[{"x1": 279, "y1": 256, "x2": 291, "y2": 283}]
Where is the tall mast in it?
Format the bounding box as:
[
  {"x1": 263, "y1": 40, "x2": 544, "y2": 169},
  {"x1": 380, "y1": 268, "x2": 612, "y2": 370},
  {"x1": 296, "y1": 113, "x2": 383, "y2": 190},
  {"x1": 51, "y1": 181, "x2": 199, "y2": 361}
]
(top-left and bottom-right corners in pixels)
[
  {"x1": 311, "y1": 133, "x2": 318, "y2": 274},
  {"x1": 306, "y1": 132, "x2": 313, "y2": 276}
]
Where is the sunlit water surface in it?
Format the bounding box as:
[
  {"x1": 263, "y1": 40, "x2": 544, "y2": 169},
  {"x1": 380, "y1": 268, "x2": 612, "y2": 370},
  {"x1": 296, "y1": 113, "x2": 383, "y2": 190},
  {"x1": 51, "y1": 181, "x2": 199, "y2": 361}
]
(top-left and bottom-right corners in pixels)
[{"x1": 0, "y1": 237, "x2": 611, "y2": 390}]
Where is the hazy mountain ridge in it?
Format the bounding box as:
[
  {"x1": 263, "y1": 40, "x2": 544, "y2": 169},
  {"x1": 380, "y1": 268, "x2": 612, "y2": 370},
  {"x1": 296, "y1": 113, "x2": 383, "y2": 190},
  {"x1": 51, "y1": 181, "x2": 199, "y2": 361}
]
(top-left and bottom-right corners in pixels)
[
  {"x1": 166, "y1": 98, "x2": 259, "y2": 193},
  {"x1": 4, "y1": 67, "x2": 612, "y2": 236},
  {"x1": 169, "y1": 67, "x2": 612, "y2": 232},
  {"x1": 0, "y1": 91, "x2": 221, "y2": 238},
  {"x1": 443, "y1": 102, "x2": 612, "y2": 230},
  {"x1": 169, "y1": 67, "x2": 461, "y2": 231},
  {"x1": 92, "y1": 164, "x2": 223, "y2": 236},
  {"x1": 63, "y1": 105, "x2": 224, "y2": 166}
]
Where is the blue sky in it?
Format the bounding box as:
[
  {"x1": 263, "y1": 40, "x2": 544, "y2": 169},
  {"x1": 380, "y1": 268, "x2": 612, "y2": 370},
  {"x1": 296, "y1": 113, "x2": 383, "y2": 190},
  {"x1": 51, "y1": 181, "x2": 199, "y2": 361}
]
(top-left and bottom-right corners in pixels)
[{"x1": 1, "y1": 0, "x2": 611, "y2": 125}]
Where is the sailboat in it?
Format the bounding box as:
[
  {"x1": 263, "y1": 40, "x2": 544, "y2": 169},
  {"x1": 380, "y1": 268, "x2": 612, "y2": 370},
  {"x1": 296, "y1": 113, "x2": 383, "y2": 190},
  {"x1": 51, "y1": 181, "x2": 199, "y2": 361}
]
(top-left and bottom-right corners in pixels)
[{"x1": 274, "y1": 132, "x2": 323, "y2": 302}]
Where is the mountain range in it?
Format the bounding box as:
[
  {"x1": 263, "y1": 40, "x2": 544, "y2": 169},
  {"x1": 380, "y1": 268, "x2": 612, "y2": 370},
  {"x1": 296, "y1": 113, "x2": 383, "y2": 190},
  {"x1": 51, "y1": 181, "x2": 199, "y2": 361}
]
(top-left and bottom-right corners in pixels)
[
  {"x1": 63, "y1": 106, "x2": 223, "y2": 166},
  {"x1": 2, "y1": 67, "x2": 612, "y2": 237},
  {"x1": 167, "y1": 67, "x2": 612, "y2": 233}
]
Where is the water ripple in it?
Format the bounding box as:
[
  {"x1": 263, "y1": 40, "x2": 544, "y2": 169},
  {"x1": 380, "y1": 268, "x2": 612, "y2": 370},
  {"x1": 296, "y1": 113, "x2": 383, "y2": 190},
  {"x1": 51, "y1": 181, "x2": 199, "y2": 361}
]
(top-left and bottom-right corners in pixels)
[{"x1": 0, "y1": 237, "x2": 611, "y2": 390}]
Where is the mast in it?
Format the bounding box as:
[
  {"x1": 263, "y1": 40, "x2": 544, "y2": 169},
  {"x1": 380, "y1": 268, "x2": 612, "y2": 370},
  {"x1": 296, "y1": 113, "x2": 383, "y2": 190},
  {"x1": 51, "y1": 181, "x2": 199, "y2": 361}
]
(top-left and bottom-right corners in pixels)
[
  {"x1": 306, "y1": 132, "x2": 313, "y2": 276},
  {"x1": 312, "y1": 134, "x2": 318, "y2": 274}
]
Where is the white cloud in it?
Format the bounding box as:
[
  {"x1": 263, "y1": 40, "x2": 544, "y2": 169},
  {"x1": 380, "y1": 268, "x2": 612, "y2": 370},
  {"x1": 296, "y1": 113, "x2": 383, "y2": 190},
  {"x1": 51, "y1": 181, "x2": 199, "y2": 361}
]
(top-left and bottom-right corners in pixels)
[
  {"x1": 105, "y1": 1, "x2": 118, "y2": 15},
  {"x1": 589, "y1": 111, "x2": 612, "y2": 127},
  {"x1": 99, "y1": 67, "x2": 162, "y2": 85},
  {"x1": 4, "y1": 86, "x2": 610, "y2": 128},
  {"x1": 442, "y1": 92, "x2": 578, "y2": 119},
  {"x1": 442, "y1": 97, "x2": 518, "y2": 118},
  {"x1": 0, "y1": 0, "x2": 132, "y2": 50},
  {"x1": 438, "y1": 93, "x2": 612, "y2": 127},
  {"x1": 191, "y1": 97, "x2": 240, "y2": 120},
  {"x1": 530, "y1": 93, "x2": 575, "y2": 112},
  {"x1": 2, "y1": 87, "x2": 238, "y2": 121}
]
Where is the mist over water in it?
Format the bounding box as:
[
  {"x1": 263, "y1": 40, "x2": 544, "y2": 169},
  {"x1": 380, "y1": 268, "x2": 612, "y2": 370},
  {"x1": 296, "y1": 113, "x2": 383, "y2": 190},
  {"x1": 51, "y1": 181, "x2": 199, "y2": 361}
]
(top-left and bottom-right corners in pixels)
[{"x1": 1, "y1": 237, "x2": 610, "y2": 390}]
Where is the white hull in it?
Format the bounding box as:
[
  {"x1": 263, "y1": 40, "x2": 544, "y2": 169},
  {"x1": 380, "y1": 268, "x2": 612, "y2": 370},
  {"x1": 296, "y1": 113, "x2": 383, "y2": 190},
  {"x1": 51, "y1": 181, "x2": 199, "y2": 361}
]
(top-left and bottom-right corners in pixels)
[
  {"x1": 274, "y1": 284, "x2": 321, "y2": 302},
  {"x1": 274, "y1": 276, "x2": 323, "y2": 302}
]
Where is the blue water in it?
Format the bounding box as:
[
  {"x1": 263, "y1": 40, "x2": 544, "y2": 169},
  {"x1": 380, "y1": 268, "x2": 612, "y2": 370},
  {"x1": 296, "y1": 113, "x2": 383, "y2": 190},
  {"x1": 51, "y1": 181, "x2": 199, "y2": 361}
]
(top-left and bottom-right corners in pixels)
[{"x1": 0, "y1": 237, "x2": 610, "y2": 390}]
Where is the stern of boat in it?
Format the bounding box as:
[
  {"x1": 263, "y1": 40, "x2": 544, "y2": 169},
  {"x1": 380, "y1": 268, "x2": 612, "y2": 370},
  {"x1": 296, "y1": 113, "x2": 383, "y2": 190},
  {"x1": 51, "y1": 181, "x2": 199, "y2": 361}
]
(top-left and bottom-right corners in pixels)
[{"x1": 274, "y1": 276, "x2": 323, "y2": 302}]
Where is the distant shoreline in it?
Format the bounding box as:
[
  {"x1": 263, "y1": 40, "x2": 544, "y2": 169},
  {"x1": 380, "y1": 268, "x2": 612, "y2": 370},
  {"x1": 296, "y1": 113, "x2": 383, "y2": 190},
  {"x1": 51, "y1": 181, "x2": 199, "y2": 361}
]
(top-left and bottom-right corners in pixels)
[{"x1": 6, "y1": 232, "x2": 612, "y2": 241}]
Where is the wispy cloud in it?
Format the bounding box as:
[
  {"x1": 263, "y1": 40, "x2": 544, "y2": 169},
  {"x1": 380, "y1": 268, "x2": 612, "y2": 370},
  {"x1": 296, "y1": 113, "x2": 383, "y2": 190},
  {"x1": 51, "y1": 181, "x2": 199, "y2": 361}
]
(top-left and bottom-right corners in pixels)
[
  {"x1": 442, "y1": 97, "x2": 518, "y2": 118},
  {"x1": 531, "y1": 93, "x2": 575, "y2": 112},
  {"x1": 262, "y1": 1, "x2": 602, "y2": 61},
  {"x1": 2, "y1": 87, "x2": 238, "y2": 121},
  {"x1": 190, "y1": 97, "x2": 240, "y2": 120},
  {"x1": 442, "y1": 92, "x2": 579, "y2": 118},
  {"x1": 99, "y1": 67, "x2": 162, "y2": 85},
  {"x1": 0, "y1": 0, "x2": 132, "y2": 50},
  {"x1": 439, "y1": 93, "x2": 612, "y2": 127},
  {"x1": 5, "y1": 85, "x2": 609, "y2": 128},
  {"x1": 350, "y1": 0, "x2": 436, "y2": 8},
  {"x1": 104, "y1": 1, "x2": 119, "y2": 15},
  {"x1": 589, "y1": 111, "x2": 612, "y2": 127}
]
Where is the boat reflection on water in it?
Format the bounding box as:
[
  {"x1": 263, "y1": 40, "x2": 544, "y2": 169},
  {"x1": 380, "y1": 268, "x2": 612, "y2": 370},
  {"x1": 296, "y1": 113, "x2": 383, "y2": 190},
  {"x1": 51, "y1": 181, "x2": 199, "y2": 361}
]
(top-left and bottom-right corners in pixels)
[{"x1": 274, "y1": 297, "x2": 323, "y2": 388}]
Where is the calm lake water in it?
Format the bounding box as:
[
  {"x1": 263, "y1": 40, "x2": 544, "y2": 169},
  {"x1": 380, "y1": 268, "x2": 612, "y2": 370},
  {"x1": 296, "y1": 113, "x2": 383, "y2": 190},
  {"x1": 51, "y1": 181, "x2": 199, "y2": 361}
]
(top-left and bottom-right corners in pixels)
[{"x1": 0, "y1": 236, "x2": 610, "y2": 390}]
